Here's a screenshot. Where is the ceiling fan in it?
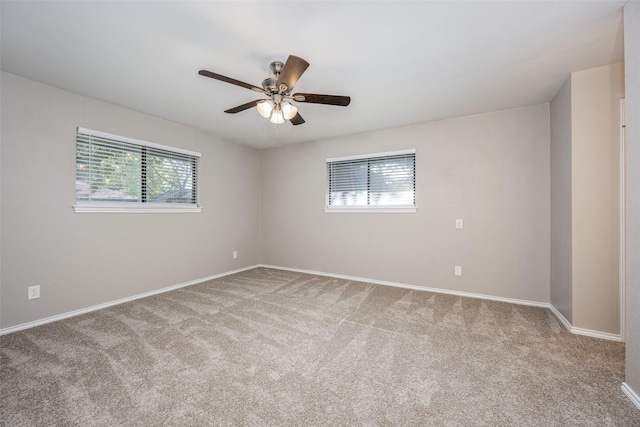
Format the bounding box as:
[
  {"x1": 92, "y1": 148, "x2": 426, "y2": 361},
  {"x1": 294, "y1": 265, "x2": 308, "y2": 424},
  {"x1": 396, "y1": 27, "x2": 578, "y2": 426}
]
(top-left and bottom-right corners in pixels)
[{"x1": 198, "y1": 55, "x2": 351, "y2": 125}]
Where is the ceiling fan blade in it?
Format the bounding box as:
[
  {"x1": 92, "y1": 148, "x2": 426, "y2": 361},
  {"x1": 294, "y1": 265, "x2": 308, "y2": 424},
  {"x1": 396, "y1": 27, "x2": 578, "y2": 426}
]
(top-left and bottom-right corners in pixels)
[
  {"x1": 199, "y1": 70, "x2": 264, "y2": 93},
  {"x1": 290, "y1": 112, "x2": 305, "y2": 126},
  {"x1": 293, "y1": 93, "x2": 351, "y2": 106},
  {"x1": 276, "y1": 55, "x2": 310, "y2": 92},
  {"x1": 224, "y1": 100, "x2": 262, "y2": 114}
]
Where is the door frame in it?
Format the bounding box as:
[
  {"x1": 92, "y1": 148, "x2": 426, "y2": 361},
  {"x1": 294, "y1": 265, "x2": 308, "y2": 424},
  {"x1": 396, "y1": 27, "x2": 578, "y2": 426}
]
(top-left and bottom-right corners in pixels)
[{"x1": 620, "y1": 98, "x2": 626, "y2": 342}]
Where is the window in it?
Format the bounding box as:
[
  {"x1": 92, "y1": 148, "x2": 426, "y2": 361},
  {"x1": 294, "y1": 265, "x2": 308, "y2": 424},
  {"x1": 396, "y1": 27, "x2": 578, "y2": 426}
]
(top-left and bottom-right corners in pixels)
[
  {"x1": 326, "y1": 149, "x2": 416, "y2": 212},
  {"x1": 75, "y1": 127, "x2": 200, "y2": 213}
]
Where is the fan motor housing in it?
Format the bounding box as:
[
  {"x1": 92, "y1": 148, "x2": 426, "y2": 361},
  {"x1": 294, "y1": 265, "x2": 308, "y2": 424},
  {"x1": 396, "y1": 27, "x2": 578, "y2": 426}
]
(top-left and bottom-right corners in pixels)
[{"x1": 262, "y1": 77, "x2": 278, "y2": 94}]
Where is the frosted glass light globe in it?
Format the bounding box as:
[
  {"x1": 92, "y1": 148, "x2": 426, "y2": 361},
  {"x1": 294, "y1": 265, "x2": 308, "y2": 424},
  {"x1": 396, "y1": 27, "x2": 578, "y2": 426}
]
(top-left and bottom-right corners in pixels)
[
  {"x1": 281, "y1": 102, "x2": 298, "y2": 120},
  {"x1": 270, "y1": 107, "x2": 285, "y2": 124},
  {"x1": 256, "y1": 100, "x2": 274, "y2": 118}
]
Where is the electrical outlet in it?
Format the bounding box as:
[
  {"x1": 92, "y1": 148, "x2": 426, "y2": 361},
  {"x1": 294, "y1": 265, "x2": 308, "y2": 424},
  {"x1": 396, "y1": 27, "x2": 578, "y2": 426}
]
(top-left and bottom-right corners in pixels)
[
  {"x1": 28, "y1": 285, "x2": 40, "y2": 300},
  {"x1": 454, "y1": 266, "x2": 462, "y2": 276},
  {"x1": 456, "y1": 219, "x2": 463, "y2": 229},
  {"x1": 233, "y1": 251, "x2": 238, "y2": 259}
]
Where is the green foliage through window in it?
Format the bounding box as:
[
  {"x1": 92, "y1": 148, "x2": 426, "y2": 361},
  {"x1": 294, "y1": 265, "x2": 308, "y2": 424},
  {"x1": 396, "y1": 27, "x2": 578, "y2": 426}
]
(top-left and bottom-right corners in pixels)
[{"x1": 76, "y1": 128, "x2": 199, "y2": 206}]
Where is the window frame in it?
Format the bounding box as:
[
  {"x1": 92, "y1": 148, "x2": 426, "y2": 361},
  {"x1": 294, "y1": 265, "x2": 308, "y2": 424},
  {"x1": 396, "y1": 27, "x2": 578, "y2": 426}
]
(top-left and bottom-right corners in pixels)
[
  {"x1": 74, "y1": 127, "x2": 201, "y2": 214},
  {"x1": 325, "y1": 149, "x2": 417, "y2": 213}
]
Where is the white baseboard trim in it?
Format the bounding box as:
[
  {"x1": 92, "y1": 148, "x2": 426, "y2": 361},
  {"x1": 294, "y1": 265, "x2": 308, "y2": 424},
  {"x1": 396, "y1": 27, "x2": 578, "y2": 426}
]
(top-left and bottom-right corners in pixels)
[
  {"x1": 259, "y1": 264, "x2": 548, "y2": 308},
  {"x1": 622, "y1": 382, "x2": 640, "y2": 410},
  {"x1": 571, "y1": 327, "x2": 623, "y2": 342},
  {"x1": 548, "y1": 304, "x2": 623, "y2": 342},
  {"x1": 549, "y1": 304, "x2": 573, "y2": 331},
  {"x1": 3, "y1": 263, "x2": 623, "y2": 344},
  {"x1": 263, "y1": 264, "x2": 624, "y2": 342},
  {"x1": 0, "y1": 264, "x2": 260, "y2": 336}
]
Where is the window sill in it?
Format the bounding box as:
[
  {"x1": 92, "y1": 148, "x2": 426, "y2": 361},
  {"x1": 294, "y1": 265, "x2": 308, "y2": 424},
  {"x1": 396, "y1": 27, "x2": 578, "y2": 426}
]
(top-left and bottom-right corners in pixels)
[
  {"x1": 324, "y1": 206, "x2": 417, "y2": 213},
  {"x1": 74, "y1": 205, "x2": 202, "y2": 214}
]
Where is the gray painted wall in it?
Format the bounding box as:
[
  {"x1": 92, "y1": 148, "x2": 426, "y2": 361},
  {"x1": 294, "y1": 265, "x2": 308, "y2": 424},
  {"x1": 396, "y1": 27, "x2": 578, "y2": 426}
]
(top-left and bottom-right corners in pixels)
[
  {"x1": 548, "y1": 63, "x2": 624, "y2": 336},
  {"x1": 0, "y1": 72, "x2": 261, "y2": 329},
  {"x1": 571, "y1": 63, "x2": 624, "y2": 334},
  {"x1": 624, "y1": 0, "x2": 640, "y2": 398},
  {"x1": 0, "y1": 58, "x2": 630, "y2": 343},
  {"x1": 261, "y1": 105, "x2": 551, "y2": 303},
  {"x1": 550, "y1": 77, "x2": 573, "y2": 323}
]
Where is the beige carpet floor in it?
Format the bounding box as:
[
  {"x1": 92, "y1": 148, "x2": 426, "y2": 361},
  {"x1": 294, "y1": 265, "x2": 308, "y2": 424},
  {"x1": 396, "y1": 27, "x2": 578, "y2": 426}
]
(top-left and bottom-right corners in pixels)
[{"x1": 1, "y1": 267, "x2": 639, "y2": 426}]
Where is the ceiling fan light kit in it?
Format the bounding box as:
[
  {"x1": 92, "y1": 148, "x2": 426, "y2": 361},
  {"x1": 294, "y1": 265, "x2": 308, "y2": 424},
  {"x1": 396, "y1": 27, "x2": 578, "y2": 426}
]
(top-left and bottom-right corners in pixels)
[{"x1": 198, "y1": 55, "x2": 351, "y2": 126}]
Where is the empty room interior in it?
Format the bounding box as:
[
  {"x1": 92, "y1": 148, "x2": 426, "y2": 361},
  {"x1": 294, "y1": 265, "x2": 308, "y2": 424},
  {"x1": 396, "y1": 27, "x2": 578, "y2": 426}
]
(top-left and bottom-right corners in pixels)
[{"x1": 2, "y1": 1, "x2": 640, "y2": 425}]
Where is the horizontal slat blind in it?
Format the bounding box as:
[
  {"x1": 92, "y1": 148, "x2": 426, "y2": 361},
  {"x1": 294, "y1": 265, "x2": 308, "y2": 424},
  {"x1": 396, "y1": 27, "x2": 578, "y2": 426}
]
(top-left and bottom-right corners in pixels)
[
  {"x1": 327, "y1": 151, "x2": 415, "y2": 207},
  {"x1": 76, "y1": 129, "x2": 199, "y2": 206}
]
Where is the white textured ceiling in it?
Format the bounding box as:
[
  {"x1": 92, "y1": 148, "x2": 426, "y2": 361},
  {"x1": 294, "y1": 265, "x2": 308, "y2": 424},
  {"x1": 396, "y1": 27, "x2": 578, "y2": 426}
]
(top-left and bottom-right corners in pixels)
[{"x1": 0, "y1": 1, "x2": 626, "y2": 149}]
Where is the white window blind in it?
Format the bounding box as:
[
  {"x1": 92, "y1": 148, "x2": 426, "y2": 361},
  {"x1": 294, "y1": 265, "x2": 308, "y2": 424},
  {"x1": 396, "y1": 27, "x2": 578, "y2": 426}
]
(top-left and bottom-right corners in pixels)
[
  {"x1": 75, "y1": 128, "x2": 200, "y2": 212},
  {"x1": 326, "y1": 149, "x2": 416, "y2": 210}
]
